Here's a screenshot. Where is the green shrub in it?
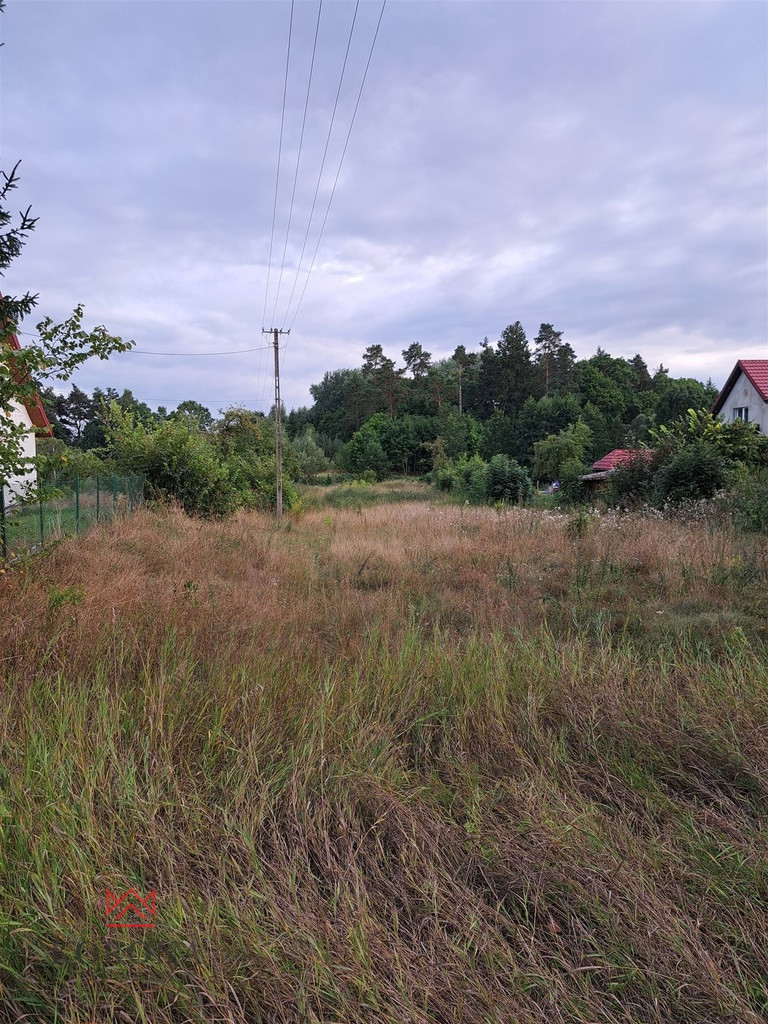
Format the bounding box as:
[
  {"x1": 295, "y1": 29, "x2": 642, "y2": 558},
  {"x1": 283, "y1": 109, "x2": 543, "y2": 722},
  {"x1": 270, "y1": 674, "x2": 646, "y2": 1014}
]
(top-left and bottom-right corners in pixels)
[
  {"x1": 337, "y1": 430, "x2": 389, "y2": 480},
  {"x1": 486, "y1": 454, "x2": 532, "y2": 504},
  {"x1": 291, "y1": 426, "x2": 330, "y2": 480},
  {"x1": 36, "y1": 438, "x2": 108, "y2": 484},
  {"x1": 729, "y1": 467, "x2": 768, "y2": 534},
  {"x1": 106, "y1": 408, "x2": 239, "y2": 518},
  {"x1": 558, "y1": 458, "x2": 590, "y2": 506},
  {"x1": 654, "y1": 442, "x2": 727, "y2": 505},
  {"x1": 434, "y1": 467, "x2": 455, "y2": 492},
  {"x1": 451, "y1": 454, "x2": 489, "y2": 504}
]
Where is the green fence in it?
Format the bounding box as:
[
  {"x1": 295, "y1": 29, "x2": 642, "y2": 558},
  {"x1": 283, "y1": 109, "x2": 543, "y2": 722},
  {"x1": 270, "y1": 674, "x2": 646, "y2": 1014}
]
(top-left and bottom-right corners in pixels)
[{"x1": 0, "y1": 475, "x2": 144, "y2": 562}]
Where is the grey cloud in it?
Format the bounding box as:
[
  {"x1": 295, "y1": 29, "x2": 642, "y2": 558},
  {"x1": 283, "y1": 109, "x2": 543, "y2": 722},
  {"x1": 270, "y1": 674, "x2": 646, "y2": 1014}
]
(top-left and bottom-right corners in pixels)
[{"x1": 2, "y1": 0, "x2": 765, "y2": 414}]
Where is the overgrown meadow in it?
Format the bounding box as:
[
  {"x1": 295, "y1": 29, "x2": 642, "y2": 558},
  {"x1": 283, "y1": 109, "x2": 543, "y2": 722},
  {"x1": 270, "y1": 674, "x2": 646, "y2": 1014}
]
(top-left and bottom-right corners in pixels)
[{"x1": 1, "y1": 483, "x2": 767, "y2": 1023}]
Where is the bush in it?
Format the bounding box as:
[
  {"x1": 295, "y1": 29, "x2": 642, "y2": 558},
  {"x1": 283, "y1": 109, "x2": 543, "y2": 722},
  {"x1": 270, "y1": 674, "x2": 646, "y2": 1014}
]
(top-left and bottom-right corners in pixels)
[
  {"x1": 430, "y1": 454, "x2": 532, "y2": 506},
  {"x1": 451, "y1": 455, "x2": 489, "y2": 504},
  {"x1": 291, "y1": 426, "x2": 330, "y2": 480},
  {"x1": 434, "y1": 467, "x2": 455, "y2": 492},
  {"x1": 605, "y1": 450, "x2": 659, "y2": 509},
  {"x1": 558, "y1": 458, "x2": 590, "y2": 506},
  {"x1": 486, "y1": 454, "x2": 532, "y2": 503},
  {"x1": 727, "y1": 467, "x2": 768, "y2": 534},
  {"x1": 337, "y1": 430, "x2": 389, "y2": 480},
  {"x1": 654, "y1": 442, "x2": 727, "y2": 505},
  {"x1": 107, "y1": 408, "x2": 240, "y2": 518},
  {"x1": 36, "y1": 438, "x2": 108, "y2": 484}
]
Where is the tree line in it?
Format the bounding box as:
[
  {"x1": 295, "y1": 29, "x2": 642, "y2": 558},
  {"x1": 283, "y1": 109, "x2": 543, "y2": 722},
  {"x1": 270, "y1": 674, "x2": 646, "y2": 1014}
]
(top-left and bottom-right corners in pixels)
[
  {"x1": 31, "y1": 322, "x2": 730, "y2": 518},
  {"x1": 284, "y1": 324, "x2": 719, "y2": 480}
]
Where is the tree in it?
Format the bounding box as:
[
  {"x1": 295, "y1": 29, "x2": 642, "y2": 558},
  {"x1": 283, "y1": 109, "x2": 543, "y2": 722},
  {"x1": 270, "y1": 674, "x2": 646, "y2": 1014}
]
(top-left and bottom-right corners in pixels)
[
  {"x1": 629, "y1": 354, "x2": 653, "y2": 392},
  {"x1": 577, "y1": 364, "x2": 627, "y2": 420},
  {"x1": 309, "y1": 368, "x2": 369, "y2": 440},
  {"x1": 401, "y1": 342, "x2": 431, "y2": 378},
  {"x1": 437, "y1": 411, "x2": 481, "y2": 462},
  {"x1": 291, "y1": 425, "x2": 330, "y2": 480},
  {"x1": 57, "y1": 384, "x2": 94, "y2": 442},
  {"x1": 511, "y1": 394, "x2": 583, "y2": 467},
  {"x1": 486, "y1": 454, "x2": 532, "y2": 504},
  {"x1": 654, "y1": 378, "x2": 713, "y2": 427},
  {"x1": 481, "y1": 322, "x2": 534, "y2": 415},
  {"x1": 426, "y1": 361, "x2": 455, "y2": 414},
  {"x1": 361, "y1": 345, "x2": 404, "y2": 418},
  {"x1": 106, "y1": 404, "x2": 240, "y2": 518},
  {"x1": 532, "y1": 421, "x2": 592, "y2": 482},
  {"x1": 354, "y1": 413, "x2": 417, "y2": 475},
  {"x1": 337, "y1": 429, "x2": 388, "y2": 480},
  {"x1": 533, "y1": 323, "x2": 563, "y2": 397},
  {"x1": 452, "y1": 344, "x2": 474, "y2": 415},
  {"x1": 2, "y1": 298, "x2": 132, "y2": 488},
  {"x1": 171, "y1": 399, "x2": 213, "y2": 431}
]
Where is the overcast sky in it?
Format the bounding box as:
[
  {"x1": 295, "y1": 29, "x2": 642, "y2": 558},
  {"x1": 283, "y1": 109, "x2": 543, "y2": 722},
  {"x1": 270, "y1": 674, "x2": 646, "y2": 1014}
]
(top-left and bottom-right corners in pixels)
[{"x1": 2, "y1": 0, "x2": 766, "y2": 415}]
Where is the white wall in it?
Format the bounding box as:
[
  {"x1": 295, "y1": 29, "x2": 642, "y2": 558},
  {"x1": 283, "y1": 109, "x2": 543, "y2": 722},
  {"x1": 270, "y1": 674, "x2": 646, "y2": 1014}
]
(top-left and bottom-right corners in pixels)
[
  {"x1": 722, "y1": 370, "x2": 767, "y2": 434},
  {"x1": 2, "y1": 400, "x2": 39, "y2": 507}
]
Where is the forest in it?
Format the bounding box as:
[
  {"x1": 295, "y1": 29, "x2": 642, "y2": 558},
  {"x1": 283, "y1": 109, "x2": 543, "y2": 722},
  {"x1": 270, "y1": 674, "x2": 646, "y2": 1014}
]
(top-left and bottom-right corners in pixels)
[{"x1": 36, "y1": 321, "x2": 749, "y2": 519}]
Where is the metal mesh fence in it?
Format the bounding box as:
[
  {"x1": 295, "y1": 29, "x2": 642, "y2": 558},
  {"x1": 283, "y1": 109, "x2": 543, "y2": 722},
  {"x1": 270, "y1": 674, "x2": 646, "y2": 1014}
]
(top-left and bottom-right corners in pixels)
[{"x1": 0, "y1": 475, "x2": 144, "y2": 561}]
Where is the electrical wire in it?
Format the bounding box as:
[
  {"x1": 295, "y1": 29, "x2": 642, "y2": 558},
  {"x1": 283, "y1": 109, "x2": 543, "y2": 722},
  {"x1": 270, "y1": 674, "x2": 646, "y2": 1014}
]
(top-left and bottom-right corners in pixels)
[
  {"x1": 280, "y1": 0, "x2": 360, "y2": 330},
  {"x1": 142, "y1": 397, "x2": 273, "y2": 406},
  {"x1": 263, "y1": 0, "x2": 295, "y2": 332},
  {"x1": 286, "y1": 0, "x2": 387, "y2": 333},
  {"x1": 19, "y1": 332, "x2": 273, "y2": 359},
  {"x1": 269, "y1": 0, "x2": 324, "y2": 329},
  {"x1": 123, "y1": 346, "x2": 272, "y2": 356}
]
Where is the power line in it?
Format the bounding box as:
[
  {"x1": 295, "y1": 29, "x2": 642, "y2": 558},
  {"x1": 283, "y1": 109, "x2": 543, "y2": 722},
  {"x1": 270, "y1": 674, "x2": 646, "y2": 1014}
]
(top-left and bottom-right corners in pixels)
[
  {"x1": 124, "y1": 345, "x2": 272, "y2": 357},
  {"x1": 19, "y1": 330, "x2": 272, "y2": 359},
  {"x1": 263, "y1": 0, "x2": 295, "y2": 332},
  {"x1": 286, "y1": 0, "x2": 387, "y2": 333},
  {"x1": 140, "y1": 397, "x2": 274, "y2": 406},
  {"x1": 269, "y1": 0, "x2": 324, "y2": 329},
  {"x1": 280, "y1": 0, "x2": 360, "y2": 330}
]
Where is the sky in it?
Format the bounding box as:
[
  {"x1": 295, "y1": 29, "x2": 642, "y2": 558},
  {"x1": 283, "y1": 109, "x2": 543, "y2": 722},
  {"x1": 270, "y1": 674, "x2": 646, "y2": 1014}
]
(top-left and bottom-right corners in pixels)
[{"x1": 1, "y1": 0, "x2": 766, "y2": 416}]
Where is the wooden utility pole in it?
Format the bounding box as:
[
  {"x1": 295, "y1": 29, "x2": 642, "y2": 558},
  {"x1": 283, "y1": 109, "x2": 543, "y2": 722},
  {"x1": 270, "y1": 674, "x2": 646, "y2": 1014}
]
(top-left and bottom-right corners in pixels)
[{"x1": 263, "y1": 328, "x2": 289, "y2": 517}]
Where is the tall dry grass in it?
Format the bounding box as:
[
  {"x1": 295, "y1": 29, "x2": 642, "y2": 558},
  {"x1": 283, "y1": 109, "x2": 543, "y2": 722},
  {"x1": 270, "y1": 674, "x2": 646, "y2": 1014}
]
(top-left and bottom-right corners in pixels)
[{"x1": 0, "y1": 495, "x2": 766, "y2": 1022}]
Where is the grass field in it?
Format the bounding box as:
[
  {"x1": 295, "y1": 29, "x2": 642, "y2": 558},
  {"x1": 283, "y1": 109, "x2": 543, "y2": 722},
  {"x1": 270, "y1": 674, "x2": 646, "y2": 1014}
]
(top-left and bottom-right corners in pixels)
[{"x1": 1, "y1": 482, "x2": 767, "y2": 1022}]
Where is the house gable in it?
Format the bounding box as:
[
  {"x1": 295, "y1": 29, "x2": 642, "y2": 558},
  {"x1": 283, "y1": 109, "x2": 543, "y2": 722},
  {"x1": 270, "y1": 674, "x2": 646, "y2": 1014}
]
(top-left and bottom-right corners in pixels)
[
  {"x1": 711, "y1": 359, "x2": 768, "y2": 433},
  {"x1": 2, "y1": 304, "x2": 53, "y2": 502},
  {"x1": 2, "y1": 325, "x2": 53, "y2": 435}
]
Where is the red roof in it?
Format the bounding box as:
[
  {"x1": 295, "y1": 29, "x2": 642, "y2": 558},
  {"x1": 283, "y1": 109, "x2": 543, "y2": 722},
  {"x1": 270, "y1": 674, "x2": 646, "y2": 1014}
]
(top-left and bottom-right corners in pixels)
[
  {"x1": 1, "y1": 301, "x2": 53, "y2": 435},
  {"x1": 711, "y1": 359, "x2": 768, "y2": 415},
  {"x1": 591, "y1": 449, "x2": 651, "y2": 472}
]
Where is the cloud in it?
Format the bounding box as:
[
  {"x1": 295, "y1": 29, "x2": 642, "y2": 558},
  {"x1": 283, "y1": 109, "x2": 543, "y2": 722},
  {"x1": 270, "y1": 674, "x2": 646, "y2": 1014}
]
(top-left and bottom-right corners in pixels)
[{"x1": 2, "y1": 0, "x2": 765, "y2": 414}]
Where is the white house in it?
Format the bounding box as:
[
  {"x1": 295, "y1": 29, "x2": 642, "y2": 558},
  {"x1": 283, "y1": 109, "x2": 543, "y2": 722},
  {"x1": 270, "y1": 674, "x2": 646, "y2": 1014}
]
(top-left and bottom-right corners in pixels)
[
  {"x1": 711, "y1": 359, "x2": 768, "y2": 434},
  {"x1": 2, "y1": 325, "x2": 53, "y2": 507}
]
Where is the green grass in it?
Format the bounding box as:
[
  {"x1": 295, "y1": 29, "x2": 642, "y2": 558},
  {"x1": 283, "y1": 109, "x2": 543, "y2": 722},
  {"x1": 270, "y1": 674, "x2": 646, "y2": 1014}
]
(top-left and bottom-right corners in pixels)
[{"x1": 0, "y1": 494, "x2": 766, "y2": 1022}]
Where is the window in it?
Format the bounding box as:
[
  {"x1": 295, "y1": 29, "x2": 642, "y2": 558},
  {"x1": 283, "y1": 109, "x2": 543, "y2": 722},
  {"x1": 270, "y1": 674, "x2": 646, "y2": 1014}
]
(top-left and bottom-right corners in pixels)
[{"x1": 733, "y1": 407, "x2": 749, "y2": 422}]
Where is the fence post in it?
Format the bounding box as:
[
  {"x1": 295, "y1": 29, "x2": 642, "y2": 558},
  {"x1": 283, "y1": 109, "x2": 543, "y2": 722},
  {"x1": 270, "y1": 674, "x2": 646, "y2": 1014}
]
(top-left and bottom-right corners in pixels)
[
  {"x1": 0, "y1": 486, "x2": 6, "y2": 561},
  {"x1": 39, "y1": 493, "x2": 44, "y2": 547},
  {"x1": 112, "y1": 475, "x2": 118, "y2": 511},
  {"x1": 75, "y1": 476, "x2": 80, "y2": 533},
  {"x1": 96, "y1": 476, "x2": 100, "y2": 523}
]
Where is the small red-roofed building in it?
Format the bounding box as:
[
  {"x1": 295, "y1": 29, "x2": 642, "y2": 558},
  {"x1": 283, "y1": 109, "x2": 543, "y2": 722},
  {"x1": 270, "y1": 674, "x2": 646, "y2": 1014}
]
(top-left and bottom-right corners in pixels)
[
  {"x1": 581, "y1": 448, "x2": 653, "y2": 496},
  {"x1": 590, "y1": 448, "x2": 652, "y2": 473},
  {"x1": 711, "y1": 360, "x2": 768, "y2": 433}
]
